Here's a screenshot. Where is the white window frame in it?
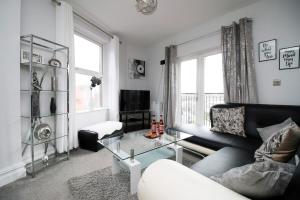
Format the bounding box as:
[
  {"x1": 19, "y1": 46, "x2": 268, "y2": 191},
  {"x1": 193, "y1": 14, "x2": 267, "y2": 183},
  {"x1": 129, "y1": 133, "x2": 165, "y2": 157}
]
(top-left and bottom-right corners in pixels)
[
  {"x1": 178, "y1": 48, "x2": 223, "y2": 126},
  {"x1": 199, "y1": 49, "x2": 223, "y2": 125},
  {"x1": 74, "y1": 31, "x2": 103, "y2": 113}
]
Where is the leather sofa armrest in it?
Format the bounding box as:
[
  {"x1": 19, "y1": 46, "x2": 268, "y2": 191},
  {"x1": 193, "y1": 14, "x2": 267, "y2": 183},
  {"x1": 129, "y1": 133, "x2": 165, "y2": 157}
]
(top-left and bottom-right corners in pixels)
[{"x1": 137, "y1": 159, "x2": 249, "y2": 200}]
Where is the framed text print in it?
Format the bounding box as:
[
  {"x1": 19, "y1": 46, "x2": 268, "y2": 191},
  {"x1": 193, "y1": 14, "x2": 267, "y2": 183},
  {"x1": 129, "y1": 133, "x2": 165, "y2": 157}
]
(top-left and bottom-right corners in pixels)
[
  {"x1": 279, "y1": 46, "x2": 300, "y2": 70},
  {"x1": 258, "y1": 39, "x2": 277, "y2": 62}
]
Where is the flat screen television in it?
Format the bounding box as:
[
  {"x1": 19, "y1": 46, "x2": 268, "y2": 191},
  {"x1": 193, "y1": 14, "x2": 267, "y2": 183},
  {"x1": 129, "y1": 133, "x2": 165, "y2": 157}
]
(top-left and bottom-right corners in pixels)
[{"x1": 120, "y1": 90, "x2": 150, "y2": 112}]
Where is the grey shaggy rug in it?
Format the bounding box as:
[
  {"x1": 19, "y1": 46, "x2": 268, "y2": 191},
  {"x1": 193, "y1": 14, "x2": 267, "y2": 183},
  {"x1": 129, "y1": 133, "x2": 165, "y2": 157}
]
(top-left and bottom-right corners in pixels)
[
  {"x1": 68, "y1": 155, "x2": 199, "y2": 200},
  {"x1": 68, "y1": 167, "x2": 138, "y2": 200}
]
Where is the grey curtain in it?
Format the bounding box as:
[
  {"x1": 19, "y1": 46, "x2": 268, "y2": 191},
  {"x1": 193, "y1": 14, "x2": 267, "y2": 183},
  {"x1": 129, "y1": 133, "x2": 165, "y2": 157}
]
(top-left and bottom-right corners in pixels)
[
  {"x1": 221, "y1": 18, "x2": 258, "y2": 103},
  {"x1": 163, "y1": 45, "x2": 177, "y2": 128}
]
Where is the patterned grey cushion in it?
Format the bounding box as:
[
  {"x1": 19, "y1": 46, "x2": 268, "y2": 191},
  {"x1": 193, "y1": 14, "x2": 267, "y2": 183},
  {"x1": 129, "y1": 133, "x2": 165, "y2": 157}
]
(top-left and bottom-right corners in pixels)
[
  {"x1": 257, "y1": 118, "x2": 293, "y2": 142},
  {"x1": 211, "y1": 107, "x2": 246, "y2": 137},
  {"x1": 255, "y1": 121, "x2": 300, "y2": 162}
]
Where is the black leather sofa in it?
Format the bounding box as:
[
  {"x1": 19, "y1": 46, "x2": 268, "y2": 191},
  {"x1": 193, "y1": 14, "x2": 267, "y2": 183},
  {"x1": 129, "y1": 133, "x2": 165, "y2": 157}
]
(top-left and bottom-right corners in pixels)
[{"x1": 171, "y1": 103, "x2": 300, "y2": 200}]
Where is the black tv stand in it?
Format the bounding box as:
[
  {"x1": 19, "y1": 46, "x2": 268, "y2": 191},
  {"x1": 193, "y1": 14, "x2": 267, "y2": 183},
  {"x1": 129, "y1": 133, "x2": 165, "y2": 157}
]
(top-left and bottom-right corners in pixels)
[{"x1": 119, "y1": 110, "x2": 151, "y2": 133}]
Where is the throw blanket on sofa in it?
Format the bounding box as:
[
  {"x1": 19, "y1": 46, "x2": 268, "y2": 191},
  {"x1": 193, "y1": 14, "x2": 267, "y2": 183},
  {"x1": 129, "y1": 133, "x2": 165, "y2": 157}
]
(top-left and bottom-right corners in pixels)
[
  {"x1": 211, "y1": 160, "x2": 295, "y2": 199},
  {"x1": 82, "y1": 121, "x2": 123, "y2": 139}
]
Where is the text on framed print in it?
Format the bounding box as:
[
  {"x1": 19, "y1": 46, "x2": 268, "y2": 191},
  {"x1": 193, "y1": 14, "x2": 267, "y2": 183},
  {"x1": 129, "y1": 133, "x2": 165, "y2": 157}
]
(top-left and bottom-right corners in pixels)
[
  {"x1": 259, "y1": 39, "x2": 277, "y2": 62},
  {"x1": 279, "y1": 46, "x2": 300, "y2": 70}
]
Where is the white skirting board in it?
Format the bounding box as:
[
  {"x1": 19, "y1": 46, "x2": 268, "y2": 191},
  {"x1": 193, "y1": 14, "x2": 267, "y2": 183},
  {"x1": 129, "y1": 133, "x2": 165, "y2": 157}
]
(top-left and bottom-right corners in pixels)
[{"x1": 0, "y1": 162, "x2": 26, "y2": 187}]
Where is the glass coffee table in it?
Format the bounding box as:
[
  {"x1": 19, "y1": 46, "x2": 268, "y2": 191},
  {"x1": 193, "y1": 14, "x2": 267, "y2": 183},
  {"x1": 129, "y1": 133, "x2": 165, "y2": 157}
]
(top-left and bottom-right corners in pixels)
[{"x1": 99, "y1": 129, "x2": 192, "y2": 194}]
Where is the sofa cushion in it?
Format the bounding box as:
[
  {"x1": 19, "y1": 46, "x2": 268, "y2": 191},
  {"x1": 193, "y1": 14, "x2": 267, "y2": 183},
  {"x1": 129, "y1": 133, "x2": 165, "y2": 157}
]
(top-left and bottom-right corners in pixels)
[
  {"x1": 257, "y1": 118, "x2": 293, "y2": 142},
  {"x1": 211, "y1": 107, "x2": 246, "y2": 137},
  {"x1": 191, "y1": 147, "x2": 255, "y2": 177},
  {"x1": 172, "y1": 124, "x2": 262, "y2": 152},
  {"x1": 255, "y1": 122, "x2": 300, "y2": 163}
]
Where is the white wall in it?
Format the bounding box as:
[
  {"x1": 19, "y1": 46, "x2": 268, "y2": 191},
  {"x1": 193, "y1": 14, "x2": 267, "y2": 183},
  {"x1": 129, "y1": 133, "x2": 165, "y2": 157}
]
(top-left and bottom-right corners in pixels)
[
  {"x1": 147, "y1": 0, "x2": 300, "y2": 105},
  {"x1": 0, "y1": 0, "x2": 26, "y2": 187},
  {"x1": 119, "y1": 41, "x2": 150, "y2": 91},
  {"x1": 75, "y1": 109, "x2": 108, "y2": 130},
  {"x1": 21, "y1": 0, "x2": 56, "y2": 40}
]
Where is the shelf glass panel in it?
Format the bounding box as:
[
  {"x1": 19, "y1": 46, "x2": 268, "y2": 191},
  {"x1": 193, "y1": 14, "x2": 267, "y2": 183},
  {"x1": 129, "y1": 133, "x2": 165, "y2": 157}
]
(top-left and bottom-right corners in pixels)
[
  {"x1": 21, "y1": 89, "x2": 68, "y2": 93},
  {"x1": 22, "y1": 134, "x2": 68, "y2": 146},
  {"x1": 21, "y1": 112, "x2": 68, "y2": 118},
  {"x1": 21, "y1": 62, "x2": 68, "y2": 70}
]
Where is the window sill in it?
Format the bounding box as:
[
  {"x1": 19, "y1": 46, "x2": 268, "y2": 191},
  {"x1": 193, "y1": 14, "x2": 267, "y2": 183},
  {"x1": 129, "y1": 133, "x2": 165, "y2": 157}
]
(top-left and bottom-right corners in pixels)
[{"x1": 76, "y1": 107, "x2": 109, "y2": 115}]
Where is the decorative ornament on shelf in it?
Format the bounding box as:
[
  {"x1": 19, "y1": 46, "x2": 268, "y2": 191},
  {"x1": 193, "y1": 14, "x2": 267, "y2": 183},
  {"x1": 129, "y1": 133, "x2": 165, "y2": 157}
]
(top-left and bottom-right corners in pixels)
[
  {"x1": 48, "y1": 52, "x2": 62, "y2": 67},
  {"x1": 33, "y1": 123, "x2": 52, "y2": 141},
  {"x1": 32, "y1": 70, "x2": 47, "y2": 117},
  {"x1": 50, "y1": 97, "x2": 57, "y2": 114},
  {"x1": 135, "y1": 0, "x2": 157, "y2": 15},
  {"x1": 90, "y1": 76, "x2": 101, "y2": 90},
  {"x1": 48, "y1": 58, "x2": 61, "y2": 67}
]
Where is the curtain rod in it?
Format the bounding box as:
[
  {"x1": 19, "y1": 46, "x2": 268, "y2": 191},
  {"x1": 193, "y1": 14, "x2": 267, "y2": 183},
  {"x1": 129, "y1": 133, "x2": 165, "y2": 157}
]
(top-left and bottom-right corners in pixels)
[
  {"x1": 176, "y1": 29, "x2": 221, "y2": 47},
  {"x1": 73, "y1": 12, "x2": 114, "y2": 39},
  {"x1": 52, "y1": 0, "x2": 114, "y2": 39},
  {"x1": 176, "y1": 18, "x2": 253, "y2": 47}
]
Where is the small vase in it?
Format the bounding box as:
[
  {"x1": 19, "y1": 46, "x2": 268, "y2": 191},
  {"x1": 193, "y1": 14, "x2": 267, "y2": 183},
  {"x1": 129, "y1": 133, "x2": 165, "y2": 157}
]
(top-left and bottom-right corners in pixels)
[{"x1": 50, "y1": 97, "x2": 56, "y2": 114}]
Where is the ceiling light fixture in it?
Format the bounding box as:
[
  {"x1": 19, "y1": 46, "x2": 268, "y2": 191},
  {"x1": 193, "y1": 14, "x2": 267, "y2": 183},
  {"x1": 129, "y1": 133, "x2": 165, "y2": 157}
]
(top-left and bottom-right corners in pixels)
[{"x1": 136, "y1": 0, "x2": 158, "y2": 15}]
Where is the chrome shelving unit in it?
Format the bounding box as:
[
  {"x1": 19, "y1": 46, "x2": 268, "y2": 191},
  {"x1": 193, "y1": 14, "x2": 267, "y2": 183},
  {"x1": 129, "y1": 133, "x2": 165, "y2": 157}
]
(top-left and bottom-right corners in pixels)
[{"x1": 20, "y1": 34, "x2": 70, "y2": 177}]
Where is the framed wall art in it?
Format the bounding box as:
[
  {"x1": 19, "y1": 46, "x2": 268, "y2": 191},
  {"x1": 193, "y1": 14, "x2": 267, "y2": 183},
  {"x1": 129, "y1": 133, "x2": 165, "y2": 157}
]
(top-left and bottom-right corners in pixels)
[
  {"x1": 21, "y1": 49, "x2": 43, "y2": 64},
  {"x1": 128, "y1": 58, "x2": 146, "y2": 79},
  {"x1": 279, "y1": 46, "x2": 300, "y2": 70},
  {"x1": 258, "y1": 39, "x2": 277, "y2": 62}
]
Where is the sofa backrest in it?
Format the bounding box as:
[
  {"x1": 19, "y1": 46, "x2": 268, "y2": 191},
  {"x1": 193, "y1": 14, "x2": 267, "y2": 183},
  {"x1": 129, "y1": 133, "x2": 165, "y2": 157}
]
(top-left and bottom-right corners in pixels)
[{"x1": 210, "y1": 103, "x2": 300, "y2": 139}]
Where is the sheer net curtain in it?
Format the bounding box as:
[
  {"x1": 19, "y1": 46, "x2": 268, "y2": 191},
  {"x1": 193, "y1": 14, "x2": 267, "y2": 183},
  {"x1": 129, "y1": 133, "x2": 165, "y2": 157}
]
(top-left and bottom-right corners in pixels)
[
  {"x1": 56, "y1": 1, "x2": 77, "y2": 152},
  {"x1": 103, "y1": 36, "x2": 120, "y2": 121},
  {"x1": 221, "y1": 18, "x2": 258, "y2": 104}
]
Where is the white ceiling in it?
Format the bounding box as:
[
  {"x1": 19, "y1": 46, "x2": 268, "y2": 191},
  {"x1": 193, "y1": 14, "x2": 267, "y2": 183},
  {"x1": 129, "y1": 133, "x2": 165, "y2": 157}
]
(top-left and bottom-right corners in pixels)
[{"x1": 67, "y1": 0, "x2": 260, "y2": 46}]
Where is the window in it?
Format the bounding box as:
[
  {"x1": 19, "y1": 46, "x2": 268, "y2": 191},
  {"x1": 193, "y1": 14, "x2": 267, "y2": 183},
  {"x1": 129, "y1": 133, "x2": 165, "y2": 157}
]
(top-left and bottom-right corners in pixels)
[
  {"x1": 204, "y1": 54, "x2": 223, "y2": 94},
  {"x1": 203, "y1": 53, "x2": 224, "y2": 126},
  {"x1": 179, "y1": 52, "x2": 224, "y2": 126},
  {"x1": 180, "y1": 59, "x2": 197, "y2": 124},
  {"x1": 74, "y1": 33, "x2": 102, "y2": 112},
  {"x1": 180, "y1": 59, "x2": 197, "y2": 94}
]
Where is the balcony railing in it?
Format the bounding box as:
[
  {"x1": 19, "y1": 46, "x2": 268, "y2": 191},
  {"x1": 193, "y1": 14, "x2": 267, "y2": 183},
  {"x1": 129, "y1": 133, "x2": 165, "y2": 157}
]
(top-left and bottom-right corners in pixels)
[
  {"x1": 180, "y1": 93, "x2": 197, "y2": 125},
  {"x1": 180, "y1": 93, "x2": 224, "y2": 126},
  {"x1": 203, "y1": 93, "x2": 224, "y2": 126}
]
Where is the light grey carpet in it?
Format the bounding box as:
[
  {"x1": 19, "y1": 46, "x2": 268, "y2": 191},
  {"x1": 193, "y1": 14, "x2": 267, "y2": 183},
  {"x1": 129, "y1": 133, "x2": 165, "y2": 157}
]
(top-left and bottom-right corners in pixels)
[{"x1": 0, "y1": 130, "x2": 201, "y2": 200}]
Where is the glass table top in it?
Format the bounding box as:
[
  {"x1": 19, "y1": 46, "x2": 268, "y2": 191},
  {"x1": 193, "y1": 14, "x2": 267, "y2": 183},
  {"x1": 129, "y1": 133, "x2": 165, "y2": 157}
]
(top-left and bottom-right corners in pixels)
[{"x1": 98, "y1": 129, "x2": 192, "y2": 160}]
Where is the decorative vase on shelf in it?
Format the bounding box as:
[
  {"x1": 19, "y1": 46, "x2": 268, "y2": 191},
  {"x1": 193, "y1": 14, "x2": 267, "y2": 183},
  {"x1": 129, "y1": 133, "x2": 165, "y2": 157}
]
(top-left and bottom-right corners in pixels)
[{"x1": 50, "y1": 97, "x2": 56, "y2": 114}]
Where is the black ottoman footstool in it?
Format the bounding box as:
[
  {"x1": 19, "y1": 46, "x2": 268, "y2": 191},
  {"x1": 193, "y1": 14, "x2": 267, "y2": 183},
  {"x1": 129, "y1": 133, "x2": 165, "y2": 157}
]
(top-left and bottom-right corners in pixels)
[
  {"x1": 78, "y1": 130, "x2": 102, "y2": 152},
  {"x1": 78, "y1": 122, "x2": 124, "y2": 152}
]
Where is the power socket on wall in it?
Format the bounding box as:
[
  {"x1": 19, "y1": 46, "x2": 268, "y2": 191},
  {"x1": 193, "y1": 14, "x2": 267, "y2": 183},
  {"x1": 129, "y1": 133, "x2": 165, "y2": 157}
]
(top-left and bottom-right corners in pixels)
[{"x1": 273, "y1": 79, "x2": 281, "y2": 86}]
